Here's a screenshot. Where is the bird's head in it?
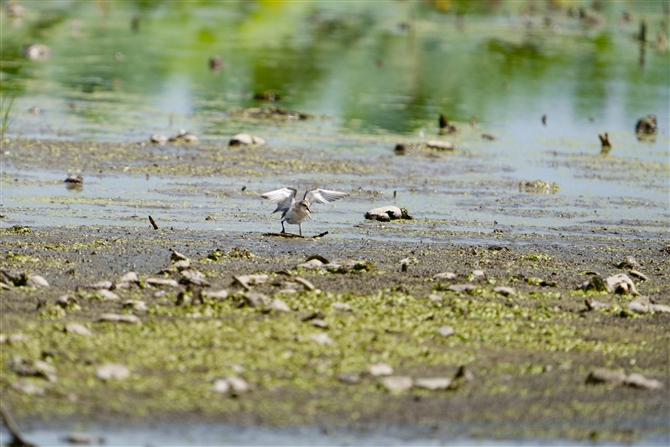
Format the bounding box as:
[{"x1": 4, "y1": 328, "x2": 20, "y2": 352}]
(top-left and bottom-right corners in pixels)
[{"x1": 298, "y1": 200, "x2": 311, "y2": 213}]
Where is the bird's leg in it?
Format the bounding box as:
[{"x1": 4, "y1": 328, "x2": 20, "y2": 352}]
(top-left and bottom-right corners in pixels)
[
  {"x1": 281, "y1": 221, "x2": 286, "y2": 233},
  {"x1": 299, "y1": 223, "x2": 303, "y2": 236}
]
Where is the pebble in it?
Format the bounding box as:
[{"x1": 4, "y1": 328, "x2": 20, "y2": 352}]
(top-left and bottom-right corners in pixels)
[
  {"x1": 266, "y1": 298, "x2": 291, "y2": 312},
  {"x1": 364, "y1": 206, "x2": 413, "y2": 221},
  {"x1": 243, "y1": 293, "x2": 270, "y2": 307},
  {"x1": 628, "y1": 296, "x2": 651, "y2": 313},
  {"x1": 65, "y1": 323, "x2": 92, "y2": 336},
  {"x1": 96, "y1": 363, "x2": 130, "y2": 380},
  {"x1": 201, "y1": 289, "x2": 229, "y2": 300},
  {"x1": 580, "y1": 275, "x2": 608, "y2": 292},
  {"x1": 90, "y1": 280, "x2": 113, "y2": 290},
  {"x1": 235, "y1": 274, "x2": 269, "y2": 288},
  {"x1": 628, "y1": 270, "x2": 649, "y2": 281},
  {"x1": 64, "y1": 174, "x2": 84, "y2": 184},
  {"x1": 96, "y1": 289, "x2": 120, "y2": 301},
  {"x1": 624, "y1": 373, "x2": 663, "y2": 390},
  {"x1": 119, "y1": 271, "x2": 139, "y2": 284},
  {"x1": 23, "y1": 43, "x2": 52, "y2": 61},
  {"x1": 4, "y1": 333, "x2": 29, "y2": 344},
  {"x1": 414, "y1": 377, "x2": 452, "y2": 391},
  {"x1": 212, "y1": 378, "x2": 230, "y2": 393},
  {"x1": 381, "y1": 376, "x2": 413, "y2": 393},
  {"x1": 471, "y1": 270, "x2": 485, "y2": 278},
  {"x1": 294, "y1": 277, "x2": 315, "y2": 291},
  {"x1": 172, "y1": 260, "x2": 190, "y2": 270},
  {"x1": 27, "y1": 275, "x2": 49, "y2": 288},
  {"x1": 123, "y1": 300, "x2": 147, "y2": 311},
  {"x1": 606, "y1": 274, "x2": 639, "y2": 295},
  {"x1": 229, "y1": 133, "x2": 267, "y2": 146},
  {"x1": 168, "y1": 129, "x2": 199, "y2": 143},
  {"x1": 585, "y1": 368, "x2": 627, "y2": 386},
  {"x1": 426, "y1": 140, "x2": 455, "y2": 151},
  {"x1": 617, "y1": 256, "x2": 641, "y2": 269},
  {"x1": 65, "y1": 432, "x2": 104, "y2": 445},
  {"x1": 56, "y1": 294, "x2": 78, "y2": 307},
  {"x1": 332, "y1": 302, "x2": 352, "y2": 311},
  {"x1": 454, "y1": 365, "x2": 474, "y2": 382},
  {"x1": 447, "y1": 284, "x2": 476, "y2": 293},
  {"x1": 433, "y1": 272, "x2": 457, "y2": 280},
  {"x1": 297, "y1": 259, "x2": 324, "y2": 270},
  {"x1": 170, "y1": 249, "x2": 189, "y2": 262},
  {"x1": 437, "y1": 326, "x2": 455, "y2": 337},
  {"x1": 369, "y1": 363, "x2": 394, "y2": 376},
  {"x1": 338, "y1": 373, "x2": 361, "y2": 384},
  {"x1": 96, "y1": 313, "x2": 141, "y2": 324},
  {"x1": 226, "y1": 376, "x2": 251, "y2": 394},
  {"x1": 145, "y1": 278, "x2": 179, "y2": 288},
  {"x1": 181, "y1": 269, "x2": 209, "y2": 286},
  {"x1": 494, "y1": 286, "x2": 516, "y2": 297},
  {"x1": 311, "y1": 319, "x2": 328, "y2": 329},
  {"x1": 427, "y1": 294, "x2": 443, "y2": 302},
  {"x1": 585, "y1": 299, "x2": 610, "y2": 310},
  {"x1": 150, "y1": 134, "x2": 168, "y2": 144},
  {"x1": 310, "y1": 333, "x2": 333, "y2": 345},
  {"x1": 11, "y1": 379, "x2": 45, "y2": 395}
]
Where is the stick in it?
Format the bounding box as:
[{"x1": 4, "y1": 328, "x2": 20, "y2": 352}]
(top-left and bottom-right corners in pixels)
[
  {"x1": 148, "y1": 215, "x2": 158, "y2": 230},
  {"x1": 0, "y1": 403, "x2": 36, "y2": 447}
]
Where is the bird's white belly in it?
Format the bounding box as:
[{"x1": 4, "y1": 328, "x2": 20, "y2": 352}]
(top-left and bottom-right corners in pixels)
[{"x1": 283, "y1": 208, "x2": 309, "y2": 224}]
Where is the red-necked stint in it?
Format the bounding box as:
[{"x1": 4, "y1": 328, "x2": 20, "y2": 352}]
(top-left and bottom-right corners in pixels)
[{"x1": 261, "y1": 187, "x2": 348, "y2": 236}]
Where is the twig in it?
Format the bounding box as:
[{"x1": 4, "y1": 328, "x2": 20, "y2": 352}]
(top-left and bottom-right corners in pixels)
[
  {"x1": 0, "y1": 403, "x2": 36, "y2": 447},
  {"x1": 312, "y1": 231, "x2": 329, "y2": 238},
  {"x1": 262, "y1": 232, "x2": 304, "y2": 238},
  {"x1": 148, "y1": 215, "x2": 158, "y2": 230}
]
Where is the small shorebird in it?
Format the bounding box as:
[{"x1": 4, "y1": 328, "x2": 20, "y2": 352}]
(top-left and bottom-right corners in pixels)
[{"x1": 261, "y1": 187, "x2": 348, "y2": 236}]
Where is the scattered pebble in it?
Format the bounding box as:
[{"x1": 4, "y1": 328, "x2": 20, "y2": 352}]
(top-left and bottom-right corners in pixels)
[
  {"x1": 150, "y1": 134, "x2": 168, "y2": 144},
  {"x1": 226, "y1": 376, "x2": 251, "y2": 394},
  {"x1": 11, "y1": 379, "x2": 45, "y2": 395},
  {"x1": 64, "y1": 174, "x2": 84, "y2": 184},
  {"x1": 96, "y1": 313, "x2": 141, "y2": 324},
  {"x1": 172, "y1": 260, "x2": 190, "y2": 270},
  {"x1": 311, "y1": 319, "x2": 328, "y2": 329},
  {"x1": 26, "y1": 275, "x2": 49, "y2": 288},
  {"x1": 426, "y1": 140, "x2": 455, "y2": 151},
  {"x1": 606, "y1": 274, "x2": 639, "y2": 296},
  {"x1": 56, "y1": 294, "x2": 78, "y2": 307},
  {"x1": 494, "y1": 286, "x2": 516, "y2": 297},
  {"x1": 90, "y1": 280, "x2": 113, "y2": 290},
  {"x1": 65, "y1": 323, "x2": 92, "y2": 336},
  {"x1": 586, "y1": 368, "x2": 627, "y2": 386},
  {"x1": 332, "y1": 302, "x2": 352, "y2": 311},
  {"x1": 3, "y1": 333, "x2": 29, "y2": 344},
  {"x1": 64, "y1": 432, "x2": 104, "y2": 445},
  {"x1": 212, "y1": 379, "x2": 230, "y2": 394},
  {"x1": 96, "y1": 363, "x2": 130, "y2": 380},
  {"x1": 381, "y1": 376, "x2": 413, "y2": 393},
  {"x1": 624, "y1": 373, "x2": 663, "y2": 390},
  {"x1": 145, "y1": 278, "x2": 179, "y2": 288},
  {"x1": 294, "y1": 277, "x2": 315, "y2": 291},
  {"x1": 338, "y1": 373, "x2": 361, "y2": 384},
  {"x1": 201, "y1": 289, "x2": 229, "y2": 300},
  {"x1": 580, "y1": 275, "x2": 608, "y2": 292},
  {"x1": 414, "y1": 377, "x2": 452, "y2": 391},
  {"x1": 168, "y1": 129, "x2": 199, "y2": 143},
  {"x1": 437, "y1": 326, "x2": 455, "y2": 337},
  {"x1": 369, "y1": 363, "x2": 394, "y2": 376},
  {"x1": 628, "y1": 270, "x2": 649, "y2": 281},
  {"x1": 170, "y1": 249, "x2": 189, "y2": 262},
  {"x1": 235, "y1": 274, "x2": 269, "y2": 288},
  {"x1": 471, "y1": 270, "x2": 485, "y2": 278},
  {"x1": 447, "y1": 284, "x2": 476, "y2": 293},
  {"x1": 585, "y1": 299, "x2": 610, "y2": 311},
  {"x1": 297, "y1": 259, "x2": 324, "y2": 270},
  {"x1": 181, "y1": 269, "x2": 209, "y2": 286},
  {"x1": 427, "y1": 294, "x2": 443, "y2": 302},
  {"x1": 266, "y1": 298, "x2": 291, "y2": 312},
  {"x1": 433, "y1": 272, "x2": 457, "y2": 280},
  {"x1": 310, "y1": 333, "x2": 333, "y2": 345},
  {"x1": 454, "y1": 365, "x2": 474, "y2": 382},
  {"x1": 243, "y1": 293, "x2": 270, "y2": 307},
  {"x1": 229, "y1": 133, "x2": 267, "y2": 146},
  {"x1": 365, "y1": 206, "x2": 413, "y2": 222},
  {"x1": 119, "y1": 271, "x2": 139, "y2": 284},
  {"x1": 617, "y1": 256, "x2": 641, "y2": 270},
  {"x1": 123, "y1": 300, "x2": 147, "y2": 312},
  {"x1": 96, "y1": 289, "x2": 120, "y2": 301}
]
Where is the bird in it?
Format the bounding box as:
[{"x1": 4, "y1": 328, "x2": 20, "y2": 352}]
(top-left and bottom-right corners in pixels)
[{"x1": 260, "y1": 188, "x2": 348, "y2": 236}]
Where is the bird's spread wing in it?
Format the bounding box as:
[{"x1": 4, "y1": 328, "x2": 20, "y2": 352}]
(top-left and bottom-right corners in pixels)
[
  {"x1": 304, "y1": 189, "x2": 348, "y2": 206},
  {"x1": 261, "y1": 187, "x2": 297, "y2": 214}
]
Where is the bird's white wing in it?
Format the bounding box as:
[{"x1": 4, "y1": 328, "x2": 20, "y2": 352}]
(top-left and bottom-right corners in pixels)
[
  {"x1": 261, "y1": 187, "x2": 297, "y2": 214},
  {"x1": 304, "y1": 189, "x2": 348, "y2": 205}
]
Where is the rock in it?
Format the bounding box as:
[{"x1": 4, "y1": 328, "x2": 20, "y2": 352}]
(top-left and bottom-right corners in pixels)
[
  {"x1": 580, "y1": 275, "x2": 608, "y2": 292},
  {"x1": 56, "y1": 294, "x2": 78, "y2": 307},
  {"x1": 454, "y1": 365, "x2": 474, "y2": 382},
  {"x1": 586, "y1": 368, "x2": 627, "y2": 386},
  {"x1": 64, "y1": 174, "x2": 84, "y2": 184},
  {"x1": 172, "y1": 260, "x2": 190, "y2": 270},
  {"x1": 0, "y1": 269, "x2": 29, "y2": 287},
  {"x1": 617, "y1": 256, "x2": 641, "y2": 269},
  {"x1": 229, "y1": 133, "x2": 267, "y2": 146},
  {"x1": 96, "y1": 363, "x2": 130, "y2": 380},
  {"x1": 212, "y1": 379, "x2": 230, "y2": 393},
  {"x1": 447, "y1": 284, "x2": 476, "y2": 293},
  {"x1": 381, "y1": 376, "x2": 413, "y2": 393},
  {"x1": 494, "y1": 286, "x2": 516, "y2": 297},
  {"x1": 243, "y1": 293, "x2": 270, "y2": 307},
  {"x1": 96, "y1": 289, "x2": 120, "y2": 301},
  {"x1": 5, "y1": 333, "x2": 29, "y2": 344},
  {"x1": 338, "y1": 373, "x2": 361, "y2": 384},
  {"x1": 434, "y1": 272, "x2": 457, "y2": 280},
  {"x1": 266, "y1": 298, "x2": 291, "y2": 312},
  {"x1": 310, "y1": 333, "x2": 333, "y2": 345},
  {"x1": 170, "y1": 249, "x2": 189, "y2": 262},
  {"x1": 651, "y1": 303, "x2": 670, "y2": 313},
  {"x1": 369, "y1": 363, "x2": 394, "y2": 376},
  {"x1": 27, "y1": 275, "x2": 49, "y2": 288},
  {"x1": 519, "y1": 180, "x2": 560, "y2": 194},
  {"x1": 23, "y1": 43, "x2": 52, "y2": 61},
  {"x1": 635, "y1": 115, "x2": 657, "y2": 136},
  {"x1": 426, "y1": 140, "x2": 455, "y2": 151},
  {"x1": 332, "y1": 302, "x2": 352, "y2": 311},
  {"x1": 201, "y1": 289, "x2": 229, "y2": 300},
  {"x1": 96, "y1": 313, "x2": 141, "y2": 324},
  {"x1": 606, "y1": 274, "x2": 639, "y2": 295},
  {"x1": 414, "y1": 377, "x2": 452, "y2": 391},
  {"x1": 297, "y1": 259, "x2": 324, "y2": 270},
  {"x1": 226, "y1": 376, "x2": 251, "y2": 394},
  {"x1": 0, "y1": 282, "x2": 11, "y2": 290},
  {"x1": 180, "y1": 269, "x2": 209, "y2": 286},
  {"x1": 471, "y1": 270, "x2": 485, "y2": 278},
  {"x1": 145, "y1": 278, "x2": 179, "y2": 288},
  {"x1": 585, "y1": 299, "x2": 610, "y2": 311},
  {"x1": 11, "y1": 379, "x2": 45, "y2": 395},
  {"x1": 9, "y1": 358, "x2": 57, "y2": 381},
  {"x1": 427, "y1": 294, "x2": 443, "y2": 302},
  {"x1": 234, "y1": 274, "x2": 269, "y2": 288},
  {"x1": 168, "y1": 129, "x2": 198, "y2": 143},
  {"x1": 150, "y1": 134, "x2": 168, "y2": 144},
  {"x1": 294, "y1": 277, "x2": 315, "y2": 291},
  {"x1": 628, "y1": 296, "x2": 651, "y2": 313},
  {"x1": 123, "y1": 300, "x2": 147, "y2": 311},
  {"x1": 625, "y1": 373, "x2": 663, "y2": 390},
  {"x1": 365, "y1": 206, "x2": 413, "y2": 221},
  {"x1": 65, "y1": 323, "x2": 91, "y2": 336},
  {"x1": 628, "y1": 270, "x2": 649, "y2": 281},
  {"x1": 311, "y1": 319, "x2": 328, "y2": 329},
  {"x1": 90, "y1": 280, "x2": 113, "y2": 290},
  {"x1": 437, "y1": 326, "x2": 455, "y2": 337},
  {"x1": 119, "y1": 271, "x2": 139, "y2": 283},
  {"x1": 64, "y1": 432, "x2": 104, "y2": 445}
]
